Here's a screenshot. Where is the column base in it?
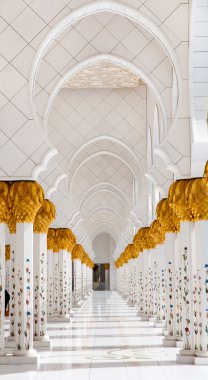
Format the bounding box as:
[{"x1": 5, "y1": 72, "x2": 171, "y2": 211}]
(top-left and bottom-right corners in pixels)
[
  {"x1": 0, "y1": 352, "x2": 39, "y2": 365},
  {"x1": 137, "y1": 311, "x2": 144, "y2": 317},
  {"x1": 154, "y1": 320, "x2": 166, "y2": 328},
  {"x1": 194, "y1": 351, "x2": 208, "y2": 365},
  {"x1": 176, "y1": 349, "x2": 195, "y2": 364},
  {"x1": 149, "y1": 315, "x2": 157, "y2": 322},
  {"x1": 176, "y1": 338, "x2": 183, "y2": 348},
  {"x1": 47, "y1": 316, "x2": 70, "y2": 322},
  {"x1": 33, "y1": 335, "x2": 52, "y2": 348},
  {"x1": 13, "y1": 348, "x2": 38, "y2": 357},
  {"x1": 162, "y1": 335, "x2": 177, "y2": 347},
  {"x1": 140, "y1": 315, "x2": 150, "y2": 321},
  {"x1": 5, "y1": 338, "x2": 52, "y2": 349},
  {"x1": 73, "y1": 302, "x2": 82, "y2": 308},
  {"x1": 6, "y1": 336, "x2": 15, "y2": 341},
  {"x1": 127, "y1": 300, "x2": 137, "y2": 307}
]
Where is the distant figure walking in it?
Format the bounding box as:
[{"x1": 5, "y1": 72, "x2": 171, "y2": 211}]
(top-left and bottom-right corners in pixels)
[{"x1": 5, "y1": 290, "x2": 10, "y2": 315}]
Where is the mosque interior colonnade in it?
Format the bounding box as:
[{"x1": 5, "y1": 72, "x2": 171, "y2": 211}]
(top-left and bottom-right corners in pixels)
[{"x1": 0, "y1": 0, "x2": 208, "y2": 378}]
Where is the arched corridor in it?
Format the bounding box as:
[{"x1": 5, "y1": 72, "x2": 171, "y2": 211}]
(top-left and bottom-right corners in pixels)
[{"x1": 0, "y1": 0, "x2": 208, "y2": 378}]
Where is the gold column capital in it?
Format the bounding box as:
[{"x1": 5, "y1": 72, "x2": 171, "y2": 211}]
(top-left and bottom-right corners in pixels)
[
  {"x1": 72, "y1": 243, "x2": 84, "y2": 260},
  {"x1": 34, "y1": 199, "x2": 55, "y2": 234},
  {"x1": 56, "y1": 228, "x2": 75, "y2": 251},
  {"x1": 156, "y1": 198, "x2": 180, "y2": 234},
  {"x1": 47, "y1": 228, "x2": 56, "y2": 251},
  {"x1": 0, "y1": 181, "x2": 10, "y2": 224},
  {"x1": 9, "y1": 181, "x2": 44, "y2": 223}
]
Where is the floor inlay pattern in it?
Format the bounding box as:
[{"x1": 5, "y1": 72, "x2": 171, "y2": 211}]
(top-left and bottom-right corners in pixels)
[{"x1": 1, "y1": 291, "x2": 208, "y2": 379}]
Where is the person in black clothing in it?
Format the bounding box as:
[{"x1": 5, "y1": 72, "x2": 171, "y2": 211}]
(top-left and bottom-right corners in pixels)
[{"x1": 5, "y1": 290, "x2": 10, "y2": 314}]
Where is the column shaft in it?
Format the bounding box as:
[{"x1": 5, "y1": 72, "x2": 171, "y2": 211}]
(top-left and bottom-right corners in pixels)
[
  {"x1": 0, "y1": 223, "x2": 5, "y2": 354},
  {"x1": 13, "y1": 223, "x2": 37, "y2": 357},
  {"x1": 33, "y1": 233, "x2": 49, "y2": 341}
]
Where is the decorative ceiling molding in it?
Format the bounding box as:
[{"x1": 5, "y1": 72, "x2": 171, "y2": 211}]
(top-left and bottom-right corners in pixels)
[
  {"x1": 45, "y1": 173, "x2": 67, "y2": 199},
  {"x1": 144, "y1": 173, "x2": 166, "y2": 197},
  {"x1": 85, "y1": 206, "x2": 123, "y2": 231},
  {"x1": 29, "y1": 0, "x2": 182, "y2": 136},
  {"x1": 43, "y1": 54, "x2": 167, "y2": 135},
  {"x1": 32, "y1": 147, "x2": 57, "y2": 181},
  {"x1": 79, "y1": 182, "x2": 129, "y2": 214},
  {"x1": 154, "y1": 147, "x2": 182, "y2": 179},
  {"x1": 69, "y1": 150, "x2": 134, "y2": 201},
  {"x1": 67, "y1": 134, "x2": 143, "y2": 193},
  {"x1": 64, "y1": 61, "x2": 144, "y2": 88},
  {"x1": 88, "y1": 221, "x2": 120, "y2": 241}
]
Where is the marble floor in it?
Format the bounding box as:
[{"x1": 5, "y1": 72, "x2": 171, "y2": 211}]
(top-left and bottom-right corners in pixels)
[{"x1": 1, "y1": 291, "x2": 208, "y2": 379}]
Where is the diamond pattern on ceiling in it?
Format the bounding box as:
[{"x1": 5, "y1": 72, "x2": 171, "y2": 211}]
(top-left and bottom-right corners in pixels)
[
  {"x1": 48, "y1": 86, "x2": 147, "y2": 171},
  {"x1": 35, "y1": 12, "x2": 170, "y2": 123},
  {"x1": 71, "y1": 154, "x2": 133, "y2": 196},
  {"x1": 0, "y1": 0, "x2": 188, "y2": 253}
]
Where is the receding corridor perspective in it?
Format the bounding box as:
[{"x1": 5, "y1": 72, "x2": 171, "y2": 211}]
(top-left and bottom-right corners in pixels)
[{"x1": 0, "y1": 0, "x2": 208, "y2": 378}]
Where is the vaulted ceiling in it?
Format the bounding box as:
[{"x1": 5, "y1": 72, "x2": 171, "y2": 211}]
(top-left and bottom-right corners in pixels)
[{"x1": 0, "y1": 0, "x2": 190, "y2": 260}]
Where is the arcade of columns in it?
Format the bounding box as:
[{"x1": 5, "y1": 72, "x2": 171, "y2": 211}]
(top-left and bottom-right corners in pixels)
[
  {"x1": 0, "y1": 181, "x2": 93, "y2": 364},
  {"x1": 116, "y1": 162, "x2": 208, "y2": 365}
]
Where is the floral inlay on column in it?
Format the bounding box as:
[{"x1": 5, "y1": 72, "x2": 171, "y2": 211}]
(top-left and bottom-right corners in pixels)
[
  {"x1": 167, "y1": 261, "x2": 174, "y2": 336},
  {"x1": 16, "y1": 270, "x2": 23, "y2": 350},
  {"x1": 0, "y1": 182, "x2": 10, "y2": 352},
  {"x1": 25, "y1": 258, "x2": 32, "y2": 350},
  {"x1": 161, "y1": 269, "x2": 166, "y2": 320},
  {"x1": 182, "y1": 247, "x2": 191, "y2": 351},
  {"x1": 153, "y1": 261, "x2": 157, "y2": 316},
  {"x1": 9, "y1": 181, "x2": 44, "y2": 356},
  {"x1": 193, "y1": 269, "x2": 202, "y2": 351},
  {"x1": 10, "y1": 248, "x2": 15, "y2": 336},
  {"x1": 138, "y1": 270, "x2": 143, "y2": 315},
  {"x1": 175, "y1": 267, "x2": 183, "y2": 337},
  {"x1": 205, "y1": 264, "x2": 208, "y2": 349}
]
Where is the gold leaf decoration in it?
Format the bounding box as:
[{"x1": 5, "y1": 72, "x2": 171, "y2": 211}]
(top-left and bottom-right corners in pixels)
[
  {"x1": 34, "y1": 199, "x2": 56, "y2": 234},
  {"x1": 9, "y1": 181, "x2": 44, "y2": 223},
  {"x1": 0, "y1": 182, "x2": 10, "y2": 224}
]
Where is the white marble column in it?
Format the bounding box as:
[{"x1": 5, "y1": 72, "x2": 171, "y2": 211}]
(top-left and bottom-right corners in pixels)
[
  {"x1": 5, "y1": 246, "x2": 10, "y2": 293},
  {"x1": 143, "y1": 250, "x2": 150, "y2": 320},
  {"x1": 13, "y1": 223, "x2": 37, "y2": 358},
  {"x1": 53, "y1": 252, "x2": 59, "y2": 315},
  {"x1": 148, "y1": 248, "x2": 158, "y2": 320},
  {"x1": 163, "y1": 233, "x2": 177, "y2": 346},
  {"x1": 155, "y1": 244, "x2": 166, "y2": 327},
  {"x1": 0, "y1": 223, "x2": 5, "y2": 355},
  {"x1": 128, "y1": 259, "x2": 137, "y2": 306},
  {"x1": 194, "y1": 221, "x2": 208, "y2": 364},
  {"x1": 137, "y1": 253, "x2": 145, "y2": 317},
  {"x1": 82, "y1": 263, "x2": 88, "y2": 299},
  {"x1": 87, "y1": 267, "x2": 91, "y2": 295},
  {"x1": 47, "y1": 249, "x2": 54, "y2": 317},
  {"x1": 58, "y1": 249, "x2": 70, "y2": 320},
  {"x1": 89, "y1": 266, "x2": 93, "y2": 294},
  {"x1": 177, "y1": 221, "x2": 195, "y2": 363},
  {"x1": 33, "y1": 233, "x2": 50, "y2": 344},
  {"x1": 73, "y1": 259, "x2": 82, "y2": 308},
  {"x1": 68, "y1": 252, "x2": 73, "y2": 316},
  {"x1": 174, "y1": 233, "x2": 183, "y2": 343},
  {"x1": 7, "y1": 234, "x2": 16, "y2": 342}
]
